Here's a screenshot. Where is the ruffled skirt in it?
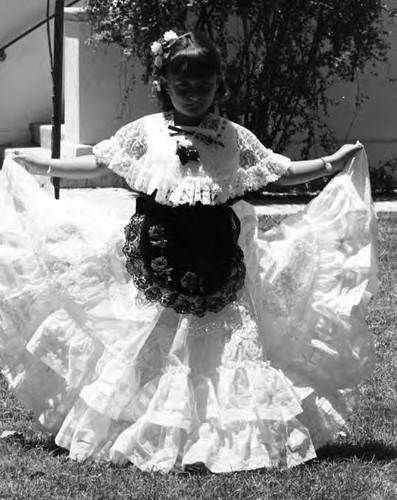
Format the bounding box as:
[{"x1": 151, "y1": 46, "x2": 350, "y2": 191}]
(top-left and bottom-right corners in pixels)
[{"x1": 0, "y1": 151, "x2": 378, "y2": 473}]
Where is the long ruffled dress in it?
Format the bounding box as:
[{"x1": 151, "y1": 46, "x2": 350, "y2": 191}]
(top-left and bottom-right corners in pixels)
[{"x1": 0, "y1": 112, "x2": 378, "y2": 473}]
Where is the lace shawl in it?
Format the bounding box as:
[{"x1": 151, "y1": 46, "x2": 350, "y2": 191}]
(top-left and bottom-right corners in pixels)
[{"x1": 93, "y1": 112, "x2": 291, "y2": 206}]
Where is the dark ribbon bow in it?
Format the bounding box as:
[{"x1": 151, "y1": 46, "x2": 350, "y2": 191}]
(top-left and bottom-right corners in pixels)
[
  {"x1": 168, "y1": 125, "x2": 194, "y2": 137},
  {"x1": 168, "y1": 125, "x2": 225, "y2": 148}
]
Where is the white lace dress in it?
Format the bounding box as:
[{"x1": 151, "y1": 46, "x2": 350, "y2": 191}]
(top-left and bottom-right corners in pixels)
[{"x1": 0, "y1": 112, "x2": 378, "y2": 473}]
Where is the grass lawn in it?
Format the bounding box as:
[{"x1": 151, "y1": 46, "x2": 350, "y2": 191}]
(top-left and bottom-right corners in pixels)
[{"x1": 1, "y1": 213, "x2": 397, "y2": 500}]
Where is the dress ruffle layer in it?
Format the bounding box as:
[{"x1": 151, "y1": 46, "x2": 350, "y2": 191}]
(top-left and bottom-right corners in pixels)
[{"x1": 0, "y1": 150, "x2": 377, "y2": 473}]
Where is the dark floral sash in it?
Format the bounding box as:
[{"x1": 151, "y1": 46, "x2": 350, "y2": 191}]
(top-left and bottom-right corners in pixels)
[{"x1": 123, "y1": 195, "x2": 246, "y2": 316}]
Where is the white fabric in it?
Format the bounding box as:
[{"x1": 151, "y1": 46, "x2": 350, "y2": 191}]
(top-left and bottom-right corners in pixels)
[
  {"x1": 0, "y1": 148, "x2": 377, "y2": 473},
  {"x1": 93, "y1": 112, "x2": 291, "y2": 205}
]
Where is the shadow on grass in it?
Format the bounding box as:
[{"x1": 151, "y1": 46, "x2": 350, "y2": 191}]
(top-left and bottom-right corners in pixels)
[
  {"x1": 5, "y1": 430, "x2": 69, "y2": 457},
  {"x1": 8, "y1": 431, "x2": 397, "y2": 468},
  {"x1": 315, "y1": 441, "x2": 397, "y2": 463}
]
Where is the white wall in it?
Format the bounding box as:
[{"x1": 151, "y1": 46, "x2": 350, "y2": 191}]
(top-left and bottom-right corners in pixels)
[
  {"x1": 64, "y1": 11, "x2": 156, "y2": 146},
  {"x1": 0, "y1": 0, "x2": 84, "y2": 146}
]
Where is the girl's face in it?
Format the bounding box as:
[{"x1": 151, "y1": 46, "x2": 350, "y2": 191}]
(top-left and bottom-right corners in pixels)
[{"x1": 166, "y1": 72, "x2": 218, "y2": 123}]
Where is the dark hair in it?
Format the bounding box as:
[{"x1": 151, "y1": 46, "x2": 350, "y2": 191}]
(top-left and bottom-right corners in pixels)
[{"x1": 152, "y1": 32, "x2": 226, "y2": 111}]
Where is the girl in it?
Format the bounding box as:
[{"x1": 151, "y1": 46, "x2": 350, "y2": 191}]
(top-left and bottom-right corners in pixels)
[{"x1": 1, "y1": 31, "x2": 377, "y2": 473}]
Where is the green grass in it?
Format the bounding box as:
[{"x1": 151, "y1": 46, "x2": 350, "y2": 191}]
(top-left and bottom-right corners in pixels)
[{"x1": 1, "y1": 214, "x2": 397, "y2": 499}]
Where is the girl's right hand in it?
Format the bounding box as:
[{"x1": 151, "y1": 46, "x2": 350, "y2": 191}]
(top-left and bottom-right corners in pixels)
[{"x1": 12, "y1": 152, "x2": 49, "y2": 174}]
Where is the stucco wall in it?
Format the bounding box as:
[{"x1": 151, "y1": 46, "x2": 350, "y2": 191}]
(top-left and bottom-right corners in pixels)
[{"x1": 0, "y1": 0, "x2": 85, "y2": 146}]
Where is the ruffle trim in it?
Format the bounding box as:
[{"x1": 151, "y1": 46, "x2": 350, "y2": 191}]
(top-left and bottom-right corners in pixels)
[
  {"x1": 5, "y1": 305, "x2": 322, "y2": 472},
  {"x1": 106, "y1": 164, "x2": 285, "y2": 206},
  {"x1": 1, "y1": 297, "x2": 360, "y2": 473},
  {"x1": 93, "y1": 113, "x2": 291, "y2": 206}
]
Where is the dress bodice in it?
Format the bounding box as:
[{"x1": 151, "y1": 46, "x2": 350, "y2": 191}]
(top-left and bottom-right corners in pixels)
[{"x1": 93, "y1": 112, "x2": 291, "y2": 206}]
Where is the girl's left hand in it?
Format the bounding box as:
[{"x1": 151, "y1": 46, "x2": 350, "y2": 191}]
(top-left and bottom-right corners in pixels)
[{"x1": 327, "y1": 142, "x2": 363, "y2": 172}]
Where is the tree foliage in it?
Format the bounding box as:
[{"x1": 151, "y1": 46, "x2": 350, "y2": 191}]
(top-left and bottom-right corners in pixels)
[{"x1": 85, "y1": 0, "x2": 395, "y2": 162}]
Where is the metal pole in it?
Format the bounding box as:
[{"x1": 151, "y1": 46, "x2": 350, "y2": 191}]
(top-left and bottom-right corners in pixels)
[{"x1": 51, "y1": 0, "x2": 65, "y2": 200}]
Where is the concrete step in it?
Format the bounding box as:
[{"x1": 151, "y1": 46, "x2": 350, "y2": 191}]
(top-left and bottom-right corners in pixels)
[
  {"x1": 30, "y1": 122, "x2": 66, "y2": 149},
  {"x1": 3, "y1": 146, "x2": 126, "y2": 189},
  {"x1": 30, "y1": 123, "x2": 92, "y2": 157}
]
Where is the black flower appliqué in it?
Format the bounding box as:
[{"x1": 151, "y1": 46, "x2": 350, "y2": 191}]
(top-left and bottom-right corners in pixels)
[{"x1": 176, "y1": 144, "x2": 200, "y2": 166}]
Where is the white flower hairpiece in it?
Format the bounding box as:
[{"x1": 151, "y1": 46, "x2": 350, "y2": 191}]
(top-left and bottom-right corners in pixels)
[
  {"x1": 150, "y1": 30, "x2": 180, "y2": 68},
  {"x1": 163, "y1": 30, "x2": 178, "y2": 42},
  {"x1": 150, "y1": 41, "x2": 163, "y2": 56}
]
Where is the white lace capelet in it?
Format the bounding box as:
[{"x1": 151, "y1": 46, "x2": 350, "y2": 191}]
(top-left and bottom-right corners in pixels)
[{"x1": 93, "y1": 112, "x2": 291, "y2": 206}]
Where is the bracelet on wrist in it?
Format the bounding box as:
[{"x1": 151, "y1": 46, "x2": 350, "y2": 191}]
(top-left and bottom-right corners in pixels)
[
  {"x1": 46, "y1": 163, "x2": 52, "y2": 175},
  {"x1": 320, "y1": 157, "x2": 333, "y2": 173}
]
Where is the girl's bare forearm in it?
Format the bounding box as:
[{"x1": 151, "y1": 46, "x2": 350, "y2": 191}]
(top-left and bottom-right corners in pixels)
[
  {"x1": 46, "y1": 155, "x2": 108, "y2": 179},
  {"x1": 274, "y1": 143, "x2": 362, "y2": 186},
  {"x1": 275, "y1": 158, "x2": 334, "y2": 186}
]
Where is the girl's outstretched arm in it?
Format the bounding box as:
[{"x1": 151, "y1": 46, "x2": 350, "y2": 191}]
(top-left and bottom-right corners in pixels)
[
  {"x1": 12, "y1": 153, "x2": 108, "y2": 180},
  {"x1": 275, "y1": 143, "x2": 363, "y2": 186}
]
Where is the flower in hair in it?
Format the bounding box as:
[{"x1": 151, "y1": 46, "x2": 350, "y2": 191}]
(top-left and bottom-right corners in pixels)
[
  {"x1": 151, "y1": 41, "x2": 163, "y2": 67},
  {"x1": 163, "y1": 30, "x2": 178, "y2": 42},
  {"x1": 150, "y1": 41, "x2": 163, "y2": 56},
  {"x1": 151, "y1": 30, "x2": 180, "y2": 69}
]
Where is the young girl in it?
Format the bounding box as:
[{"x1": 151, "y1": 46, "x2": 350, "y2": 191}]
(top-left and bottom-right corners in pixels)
[{"x1": 1, "y1": 31, "x2": 377, "y2": 473}]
